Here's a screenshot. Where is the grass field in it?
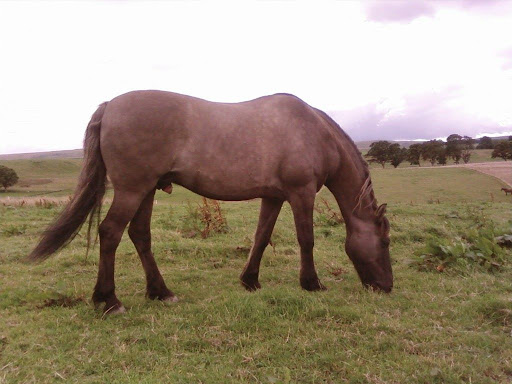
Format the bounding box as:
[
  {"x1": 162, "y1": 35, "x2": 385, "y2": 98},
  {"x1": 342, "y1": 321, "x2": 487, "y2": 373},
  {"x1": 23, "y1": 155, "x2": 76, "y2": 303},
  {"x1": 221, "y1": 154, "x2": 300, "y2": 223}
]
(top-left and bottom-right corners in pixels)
[{"x1": 1, "y1": 158, "x2": 512, "y2": 383}]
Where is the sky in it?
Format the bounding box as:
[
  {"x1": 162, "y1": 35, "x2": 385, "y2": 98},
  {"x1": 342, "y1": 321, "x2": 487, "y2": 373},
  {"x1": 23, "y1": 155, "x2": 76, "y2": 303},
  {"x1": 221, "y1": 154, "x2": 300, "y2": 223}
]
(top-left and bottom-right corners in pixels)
[{"x1": 1, "y1": 0, "x2": 512, "y2": 154}]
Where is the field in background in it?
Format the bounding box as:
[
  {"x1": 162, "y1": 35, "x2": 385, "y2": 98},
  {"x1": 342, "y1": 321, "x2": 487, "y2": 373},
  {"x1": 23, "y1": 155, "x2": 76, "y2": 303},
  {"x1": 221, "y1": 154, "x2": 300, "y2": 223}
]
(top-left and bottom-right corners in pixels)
[
  {"x1": 363, "y1": 148, "x2": 505, "y2": 168},
  {"x1": 1, "y1": 157, "x2": 512, "y2": 383},
  {"x1": 1, "y1": 153, "x2": 510, "y2": 203},
  {"x1": 0, "y1": 158, "x2": 82, "y2": 197}
]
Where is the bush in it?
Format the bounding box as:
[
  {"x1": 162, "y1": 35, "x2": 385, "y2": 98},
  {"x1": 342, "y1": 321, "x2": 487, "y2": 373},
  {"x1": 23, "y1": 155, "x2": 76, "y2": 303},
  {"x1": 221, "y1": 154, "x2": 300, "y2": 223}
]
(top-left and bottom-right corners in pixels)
[{"x1": 180, "y1": 198, "x2": 229, "y2": 238}]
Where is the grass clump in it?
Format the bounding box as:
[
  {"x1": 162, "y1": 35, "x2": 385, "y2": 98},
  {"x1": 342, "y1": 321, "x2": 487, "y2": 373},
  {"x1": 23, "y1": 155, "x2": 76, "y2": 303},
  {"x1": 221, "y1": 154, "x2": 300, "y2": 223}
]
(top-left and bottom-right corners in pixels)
[
  {"x1": 472, "y1": 297, "x2": 512, "y2": 327},
  {"x1": 1, "y1": 224, "x2": 27, "y2": 236},
  {"x1": 414, "y1": 224, "x2": 511, "y2": 273}
]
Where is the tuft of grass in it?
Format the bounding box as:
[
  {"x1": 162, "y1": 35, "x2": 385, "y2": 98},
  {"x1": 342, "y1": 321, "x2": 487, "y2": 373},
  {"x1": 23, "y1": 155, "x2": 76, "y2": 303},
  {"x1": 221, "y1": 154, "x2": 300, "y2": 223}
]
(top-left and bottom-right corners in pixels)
[
  {"x1": 1, "y1": 224, "x2": 27, "y2": 236},
  {"x1": 475, "y1": 297, "x2": 512, "y2": 326},
  {"x1": 0, "y1": 196, "x2": 72, "y2": 207}
]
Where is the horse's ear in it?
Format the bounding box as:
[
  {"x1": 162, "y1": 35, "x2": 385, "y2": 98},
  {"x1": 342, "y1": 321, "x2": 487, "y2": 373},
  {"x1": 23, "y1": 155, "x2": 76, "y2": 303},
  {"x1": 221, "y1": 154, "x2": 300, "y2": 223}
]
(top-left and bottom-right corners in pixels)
[{"x1": 376, "y1": 203, "x2": 387, "y2": 220}]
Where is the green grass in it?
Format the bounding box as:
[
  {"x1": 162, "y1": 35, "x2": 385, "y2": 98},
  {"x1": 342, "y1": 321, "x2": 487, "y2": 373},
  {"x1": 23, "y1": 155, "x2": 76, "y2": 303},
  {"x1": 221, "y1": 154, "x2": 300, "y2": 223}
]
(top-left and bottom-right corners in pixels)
[
  {"x1": 371, "y1": 167, "x2": 510, "y2": 204},
  {"x1": 1, "y1": 160, "x2": 512, "y2": 383}
]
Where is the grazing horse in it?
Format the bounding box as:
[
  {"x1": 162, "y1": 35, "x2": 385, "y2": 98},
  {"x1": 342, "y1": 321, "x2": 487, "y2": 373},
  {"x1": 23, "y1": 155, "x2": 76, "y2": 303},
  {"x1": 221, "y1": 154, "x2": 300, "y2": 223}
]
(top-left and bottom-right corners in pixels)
[
  {"x1": 29, "y1": 90, "x2": 392, "y2": 314},
  {"x1": 502, "y1": 187, "x2": 512, "y2": 195}
]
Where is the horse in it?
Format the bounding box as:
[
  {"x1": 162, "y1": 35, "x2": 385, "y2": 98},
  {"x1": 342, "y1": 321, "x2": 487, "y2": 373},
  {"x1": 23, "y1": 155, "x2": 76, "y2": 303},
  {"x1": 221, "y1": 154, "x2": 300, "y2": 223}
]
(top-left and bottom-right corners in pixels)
[
  {"x1": 502, "y1": 187, "x2": 512, "y2": 195},
  {"x1": 29, "y1": 90, "x2": 392, "y2": 314}
]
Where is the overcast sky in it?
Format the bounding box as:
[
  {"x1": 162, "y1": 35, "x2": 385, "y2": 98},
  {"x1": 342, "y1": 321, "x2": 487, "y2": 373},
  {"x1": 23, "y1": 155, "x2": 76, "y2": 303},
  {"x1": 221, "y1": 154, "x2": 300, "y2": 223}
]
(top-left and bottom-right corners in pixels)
[{"x1": 1, "y1": 0, "x2": 512, "y2": 154}]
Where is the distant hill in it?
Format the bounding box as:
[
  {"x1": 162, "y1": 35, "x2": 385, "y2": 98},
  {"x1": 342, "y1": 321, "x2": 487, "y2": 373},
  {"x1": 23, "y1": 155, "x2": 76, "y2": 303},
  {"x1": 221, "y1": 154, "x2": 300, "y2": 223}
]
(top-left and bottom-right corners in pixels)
[
  {"x1": 0, "y1": 142, "x2": 410, "y2": 159},
  {"x1": 355, "y1": 140, "x2": 424, "y2": 151},
  {"x1": 487, "y1": 135, "x2": 512, "y2": 141},
  {"x1": 0, "y1": 149, "x2": 83, "y2": 160}
]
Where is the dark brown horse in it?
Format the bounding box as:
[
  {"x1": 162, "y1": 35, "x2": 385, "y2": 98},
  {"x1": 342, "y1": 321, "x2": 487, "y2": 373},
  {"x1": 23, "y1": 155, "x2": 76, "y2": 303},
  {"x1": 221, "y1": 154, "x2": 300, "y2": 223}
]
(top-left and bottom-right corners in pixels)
[
  {"x1": 29, "y1": 90, "x2": 392, "y2": 314},
  {"x1": 502, "y1": 187, "x2": 512, "y2": 195}
]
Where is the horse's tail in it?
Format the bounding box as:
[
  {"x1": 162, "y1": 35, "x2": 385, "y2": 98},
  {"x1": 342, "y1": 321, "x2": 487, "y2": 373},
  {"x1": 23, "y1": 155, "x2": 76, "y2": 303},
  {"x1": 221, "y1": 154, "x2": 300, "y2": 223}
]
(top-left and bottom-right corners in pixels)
[{"x1": 28, "y1": 102, "x2": 108, "y2": 261}]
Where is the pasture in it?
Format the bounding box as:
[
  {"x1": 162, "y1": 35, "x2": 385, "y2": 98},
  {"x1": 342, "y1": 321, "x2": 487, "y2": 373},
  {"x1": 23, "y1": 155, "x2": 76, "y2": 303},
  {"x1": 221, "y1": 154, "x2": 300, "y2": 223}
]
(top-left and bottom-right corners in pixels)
[{"x1": 1, "y1": 157, "x2": 512, "y2": 383}]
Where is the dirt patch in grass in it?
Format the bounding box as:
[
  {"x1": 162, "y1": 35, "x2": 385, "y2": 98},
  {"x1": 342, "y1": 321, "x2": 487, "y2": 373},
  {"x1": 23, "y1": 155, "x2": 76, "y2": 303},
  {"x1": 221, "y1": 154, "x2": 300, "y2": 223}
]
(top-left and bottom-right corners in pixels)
[{"x1": 38, "y1": 294, "x2": 86, "y2": 309}]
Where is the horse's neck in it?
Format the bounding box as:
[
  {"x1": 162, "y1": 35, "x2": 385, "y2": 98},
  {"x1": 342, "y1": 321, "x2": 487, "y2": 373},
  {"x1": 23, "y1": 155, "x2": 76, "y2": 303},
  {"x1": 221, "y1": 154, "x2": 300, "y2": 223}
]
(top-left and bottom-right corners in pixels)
[
  {"x1": 327, "y1": 162, "x2": 377, "y2": 228},
  {"x1": 317, "y1": 110, "x2": 377, "y2": 227}
]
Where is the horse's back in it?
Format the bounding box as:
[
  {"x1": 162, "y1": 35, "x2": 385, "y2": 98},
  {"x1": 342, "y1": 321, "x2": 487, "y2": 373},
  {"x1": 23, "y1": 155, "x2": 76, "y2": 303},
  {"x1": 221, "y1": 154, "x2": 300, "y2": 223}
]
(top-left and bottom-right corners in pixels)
[{"x1": 99, "y1": 90, "x2": 340, "y2": 199}]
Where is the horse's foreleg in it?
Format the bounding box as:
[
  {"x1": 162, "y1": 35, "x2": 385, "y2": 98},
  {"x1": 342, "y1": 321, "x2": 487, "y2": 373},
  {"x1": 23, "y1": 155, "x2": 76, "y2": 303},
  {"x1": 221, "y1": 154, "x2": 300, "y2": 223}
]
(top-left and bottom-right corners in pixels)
[
  {"x1": 128, "y1": 189, "x2": 177, "y2": 303},
  {"x1": 92, "y1": 190, "x2": 146, "y2": 314},
  {"x1": 240, "y1": 198, "x2": 283, "y2": 291},
  {"x1": 289, "y1": 188, "x2": 326, "y2": 291}
]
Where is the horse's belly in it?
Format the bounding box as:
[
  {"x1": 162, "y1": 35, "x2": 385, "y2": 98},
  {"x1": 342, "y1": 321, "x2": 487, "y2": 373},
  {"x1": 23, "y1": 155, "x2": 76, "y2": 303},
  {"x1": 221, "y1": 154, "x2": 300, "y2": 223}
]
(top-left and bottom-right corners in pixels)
[{"x1": 170, "y1": 166, "x2": 285, "y2": 201}]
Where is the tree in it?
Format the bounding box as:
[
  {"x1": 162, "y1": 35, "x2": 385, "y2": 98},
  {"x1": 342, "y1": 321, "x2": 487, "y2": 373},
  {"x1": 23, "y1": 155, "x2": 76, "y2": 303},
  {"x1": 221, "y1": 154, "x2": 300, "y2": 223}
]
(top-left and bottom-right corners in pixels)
[
  {"x1": 491, "y1": 141, "x2": 512, "y2": 161},
  {"x1": 389, "y1": 145, "x2": 408, "y2": 168},
  {"x1": 407, "y1": 143, "x2": 423, "y2": 166},
  {"x1": 421, "y1": 140, "x2": 445, "y2": 166},
  {"x1": 365, "y1": 141, "x2": 392, "y2": 168},
  {"x1": 0, "y1": 165, "x2": 19, "y2": 191},
  {"x1": 446, "y1": 134, "x2": 462, "y2": 164},
  {"x1": 461, "y1": 136, "x2": 474, "y2": 164},
  {"x1": 436, "y1": 149, "x2": 447, "y2": 165},
  {"x1": 477, "y1": 136, "x2": 494, "y2": 149}
]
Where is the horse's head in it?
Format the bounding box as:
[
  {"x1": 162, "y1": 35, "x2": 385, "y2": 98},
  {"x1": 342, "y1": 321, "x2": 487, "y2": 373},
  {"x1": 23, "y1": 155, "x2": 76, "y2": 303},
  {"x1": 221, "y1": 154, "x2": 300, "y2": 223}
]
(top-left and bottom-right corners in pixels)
[{"x1": 345, "y1": 203, "x2": 393, "y2": 293}]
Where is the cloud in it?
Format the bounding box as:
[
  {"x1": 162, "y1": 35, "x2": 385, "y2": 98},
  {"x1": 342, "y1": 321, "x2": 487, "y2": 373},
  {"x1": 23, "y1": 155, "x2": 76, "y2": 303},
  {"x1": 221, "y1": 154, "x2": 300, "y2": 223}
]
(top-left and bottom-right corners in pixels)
[
  {"x1": 365, "y1": 0, "x2": 512, "y2": 24},
  {"x1": 499, "y1": 46, "x2": 512, "y2": 70},
  {"x1": 365, "y1": 1, "x2": 435, "y2": 23},
  {"x1": 328, "y1": 88, "x2": 506, "y2": 141},
  {"x1": 459, "y1": 0, "x2": 510, "y2": 9}
]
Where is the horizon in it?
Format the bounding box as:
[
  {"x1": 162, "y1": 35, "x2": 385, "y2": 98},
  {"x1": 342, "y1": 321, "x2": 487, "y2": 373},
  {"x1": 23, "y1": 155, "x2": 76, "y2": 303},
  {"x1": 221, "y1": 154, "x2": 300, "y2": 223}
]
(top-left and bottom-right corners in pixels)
[
  {"x1": 1, "y1": 0, "x2": 512, "y2": 154},
  {"x1": 3, "y1": 132, "x2": 511, "y2": 158}
]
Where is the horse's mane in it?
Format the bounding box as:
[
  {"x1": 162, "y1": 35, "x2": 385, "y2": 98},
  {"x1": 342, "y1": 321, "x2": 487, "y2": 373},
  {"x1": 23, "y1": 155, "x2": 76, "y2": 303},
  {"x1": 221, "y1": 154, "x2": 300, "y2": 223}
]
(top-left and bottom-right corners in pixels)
[{"x1": 312, "y1": 108, "x2": 378, "y2": 214}]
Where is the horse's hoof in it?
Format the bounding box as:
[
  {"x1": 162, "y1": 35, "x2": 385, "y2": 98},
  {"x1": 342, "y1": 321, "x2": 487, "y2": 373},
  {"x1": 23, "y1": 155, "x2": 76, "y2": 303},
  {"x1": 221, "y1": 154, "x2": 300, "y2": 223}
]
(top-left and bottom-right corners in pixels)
[
  {"x1": 240, "y1": 278, "x2": 261, "y2": 292},
  {"x1": 104, "y1": 304, "x2": 126, "y2": 315},
  {"x1": 300, "y1": 278, "x2": 327, "y2": 292},
  {"x1": 240, "y1": 271, "x2": 262, "y2": 291},
  {"x1": 161, "y1": 295, "x2": 179, "y2": 304}
]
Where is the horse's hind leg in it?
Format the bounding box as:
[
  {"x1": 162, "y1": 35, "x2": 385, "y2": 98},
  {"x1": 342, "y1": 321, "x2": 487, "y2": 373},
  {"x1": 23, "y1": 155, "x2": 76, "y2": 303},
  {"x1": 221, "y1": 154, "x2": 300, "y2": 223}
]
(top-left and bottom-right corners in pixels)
[
  {"x1": 128, "y1": 188, "x2": 177, "y2": 303},
  {"x1": 240, "y1": 198, "x2": 283, "y2": 291},
  {"x1": 288, "y1": 187, "x2": 326, "y2": 291},
  {"x1": 92, "y1": 190, "x2": 147, "y2": 314}
]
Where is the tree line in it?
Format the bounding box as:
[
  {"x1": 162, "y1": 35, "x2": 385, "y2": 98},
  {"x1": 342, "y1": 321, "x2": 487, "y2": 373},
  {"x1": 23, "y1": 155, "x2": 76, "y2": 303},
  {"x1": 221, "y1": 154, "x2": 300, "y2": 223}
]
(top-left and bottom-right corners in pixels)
[{"x1": 365, "y1": 135, "x2": 512, "y2": 168}]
